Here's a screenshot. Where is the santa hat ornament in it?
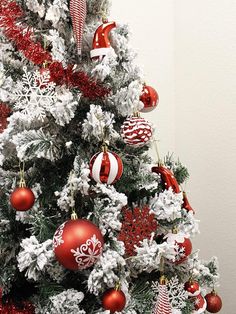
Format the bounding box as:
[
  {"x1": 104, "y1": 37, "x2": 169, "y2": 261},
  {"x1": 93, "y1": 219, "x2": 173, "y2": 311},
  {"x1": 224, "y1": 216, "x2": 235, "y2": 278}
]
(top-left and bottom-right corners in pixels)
[
  {"x1": 153, "y1": 276, "x2": 172, "y2": 314},
  {"x1": 193, "y1": 293, "x2": 207, "y2": 314},
  {"x1": 90, "y1": 19, "x2": 116, "y2": 61},
  {"x1": 70, "y1": 0, "x2": 87, "y2": 56},
  {"x1": 152, "y1": 164, "x2": 180, "y2": 193},
  {"x1": 182, "y1": 191, "x2": 195, "y2": 214},
  {"x1": 89, "y1": 144, "x2": 123, "y2": 185}
]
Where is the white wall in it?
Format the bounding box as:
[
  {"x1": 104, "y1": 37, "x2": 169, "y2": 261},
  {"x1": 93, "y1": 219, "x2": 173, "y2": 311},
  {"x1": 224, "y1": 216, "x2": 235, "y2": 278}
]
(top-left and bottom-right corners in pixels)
[{"x1": 111, "y1": 1, "x2": 236, "y2": 313}]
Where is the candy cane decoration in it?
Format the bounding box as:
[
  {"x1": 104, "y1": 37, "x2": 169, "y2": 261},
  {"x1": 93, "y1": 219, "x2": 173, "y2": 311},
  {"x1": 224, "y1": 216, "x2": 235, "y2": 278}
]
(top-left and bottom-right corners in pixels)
[{"x1": 70, "y1": 0, "x2": 87, "y2": 56}]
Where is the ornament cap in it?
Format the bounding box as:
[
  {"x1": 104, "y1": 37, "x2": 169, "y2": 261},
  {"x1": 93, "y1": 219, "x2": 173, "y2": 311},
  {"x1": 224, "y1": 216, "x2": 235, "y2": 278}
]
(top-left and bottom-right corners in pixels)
[
  {"x1": 71, "y1": 211, "x2": 78, "y2": 220},
  {"x1": 160, "y1": 275, "x2": 168, "y2": 285}
]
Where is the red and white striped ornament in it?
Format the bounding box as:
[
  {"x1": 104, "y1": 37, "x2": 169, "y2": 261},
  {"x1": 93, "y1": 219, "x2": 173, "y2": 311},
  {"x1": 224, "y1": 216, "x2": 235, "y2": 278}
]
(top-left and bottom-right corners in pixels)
[
  {"x1": 153, "y1": 278, "x2": 172, "y2": 314},
  {"x1": 121, "y1": 116, "x2": 153, "y2": 147},
  {"x1": 90, "y1": 149, "x2": 123, "y2": 185},
  {"x1": 193, "y1": 294, "x2": 207, "y2": 314},
  {"x1": 70, "y1": 0, "x2": 87, "y2": 56}
]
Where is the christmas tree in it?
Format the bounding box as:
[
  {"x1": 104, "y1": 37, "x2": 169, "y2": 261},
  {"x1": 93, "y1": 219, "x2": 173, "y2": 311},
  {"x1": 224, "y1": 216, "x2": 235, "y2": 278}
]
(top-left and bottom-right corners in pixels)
[{"x1": 0, "y1": 0, "x2": 222, "y2": 313}]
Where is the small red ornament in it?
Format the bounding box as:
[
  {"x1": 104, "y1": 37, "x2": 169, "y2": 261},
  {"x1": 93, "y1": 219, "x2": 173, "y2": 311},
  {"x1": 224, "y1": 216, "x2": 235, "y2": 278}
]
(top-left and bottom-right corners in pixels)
[
  {"x1": 102, "y1": 288, "x2": 126, "y2": 313},
  {"x1": 182, "y1": 191, "x2": 195, "y2": 214},
  {"x1": 152, "y1": 165, "x2": 180, "y2": 193},
  {"x1": 165, "y1": 231, "x2": 192, "y2": 264},
  {"x1": 53, "y1": 219, "x2": 104, "y2": 270},
  {"x1": 205, "y1": 291, "x2": 222, "y2": 313},
  {"x1": 0, "y1": 103, "x2": 11, "y2": 133},
  {"x1": 140, "y1": 85, "x2": 159, "y2": 113},
  {"x1": 91, "y1": 20, "x2": 116, "y2": 61},
  {"x1": 70, "y1": 0, "x2": 87, "y2": 55},
  {"x1": 10, "y1": 187, "x2": 35, "y2": 211},
  {"x1": 121, "y1": 116, "x2": 153, "y2": 147},
  {"x1": 193, "y1": 293, "x2": 207, "y2": 314},
  {"x1": 90, "y1": 149, "x2": 123, "y2": 184},
  {"x1": 118, "y1": 206, "x2": 158, "y2": 256},
  {"x1": 184, "y1": 279, "x2": 201, "y2": 297}
]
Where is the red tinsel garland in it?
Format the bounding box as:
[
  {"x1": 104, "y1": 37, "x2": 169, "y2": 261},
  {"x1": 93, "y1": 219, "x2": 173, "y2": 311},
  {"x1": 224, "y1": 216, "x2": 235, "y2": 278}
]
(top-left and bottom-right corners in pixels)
[
  {"x1": 0, "y1": 0, "x2": 110, "y2": 100},
  {"x1": 118, "y1": 206, "x2": 158, "y2": 256}
]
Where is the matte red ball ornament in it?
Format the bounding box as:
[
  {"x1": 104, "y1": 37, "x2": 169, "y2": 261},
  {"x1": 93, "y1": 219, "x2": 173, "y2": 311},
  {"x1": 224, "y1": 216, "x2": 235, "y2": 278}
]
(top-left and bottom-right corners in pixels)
[
  {"x1": 152, "y1": 165, "x2": 180, "y2": 193},
  {"x1": 53, "y1": 219, "x2": 104, "y2": 270},
  {"x1": 10, "y1": 187, "x2": 35, "y2": 211},
  {"x1": 140, "y1": 85, "x2": 159, "y2": 113},
  {"x1": 164, "y1": 232, "x2": 192, "y2": 264},
  {"x1": 184, "y1": 279, "x2": 201, "y2": 297},
  {"x1": 193, "y1": 294, "x2": 207, "y2": 314},
  {"x1": 121, "y1": 116, "x2": 153, "y2": 147},
  {"x1": 91, "y1": 20, "x2": 116, "y2": 61},
  {"x1": 90, "y1": 150, "x2": 123, "y2": 184},
  {"x1": 205, "y1": 291, "x2": 222, "y2": 313},
  {"x1": 102, "y1": 288, "x2": 126, "y2": 313}
]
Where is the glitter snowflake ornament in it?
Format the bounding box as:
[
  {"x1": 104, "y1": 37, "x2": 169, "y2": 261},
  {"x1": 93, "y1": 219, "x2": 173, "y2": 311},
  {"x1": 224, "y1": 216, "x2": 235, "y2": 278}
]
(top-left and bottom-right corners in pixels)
[{"x1": 118, "y1": 205, "x2": 158, "y2": 256}]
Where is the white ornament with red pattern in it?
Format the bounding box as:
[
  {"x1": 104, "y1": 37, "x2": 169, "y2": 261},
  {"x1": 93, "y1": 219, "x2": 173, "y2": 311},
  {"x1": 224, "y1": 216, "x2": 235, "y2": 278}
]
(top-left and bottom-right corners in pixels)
[
  {"x1": 164, "y1": 231, "x2": 192, "y2": 264},
  {"x1": 90, "y1": 147, "x2": 123, "y2": 184},
  {"x1": 193, "y1": 294, "x2": 207, "y2": 314},
  {"x1": 121, "y1": 115, "x2": 153, "y2": 147}
]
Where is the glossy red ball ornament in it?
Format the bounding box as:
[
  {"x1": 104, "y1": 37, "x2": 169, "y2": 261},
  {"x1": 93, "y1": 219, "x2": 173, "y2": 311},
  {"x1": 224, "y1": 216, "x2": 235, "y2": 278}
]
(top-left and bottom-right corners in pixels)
[
  {"x1": 53, "y1": 219, "x2": 104, "y2": 270},
  {"x1": 10, "y1": 187, "x2": 35, "y2": 211},
  {"x1": 121, "y1": 116, "x2": 153, "y2": 147},
  {"x1": 102, "y1": 288, "x2": 126, "y2": 313},
  {"x1": 193, "y1": 293, "x2": 207, "y2": 313},
  {"x1": 184, "y1": 279, "x2": 201, "y2": 297},
  {"x1": 152, "y1": 165, "x2": 180, "y2": 193},
  {"x1": 90, "y1": 150, "x2": 123, "y2": 184},
  {"x1": 165, "y1": 232, "x2": 192, "y2": 264},
  {"x1": 91, "y1": 20, "x2": 116, "y2": 61},
  {"x1": 140, "y1": 85, "x2": 159, "y2": 113},
  {"x1": 205, "y1": 291, "x2": 222, "y2": 313}
]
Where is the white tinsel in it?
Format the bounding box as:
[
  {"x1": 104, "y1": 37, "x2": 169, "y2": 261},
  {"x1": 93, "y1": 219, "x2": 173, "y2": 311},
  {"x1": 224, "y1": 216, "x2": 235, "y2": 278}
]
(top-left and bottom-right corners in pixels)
[
  {"x1": 17, "y1": 236, "x2": 53, "y2": 281},
  {"x1": 150, "y1": 188, "x2": 183, "y2": 222},
  {"x1": 82, "y1": 104, "x2": 118, "y2": 141}
]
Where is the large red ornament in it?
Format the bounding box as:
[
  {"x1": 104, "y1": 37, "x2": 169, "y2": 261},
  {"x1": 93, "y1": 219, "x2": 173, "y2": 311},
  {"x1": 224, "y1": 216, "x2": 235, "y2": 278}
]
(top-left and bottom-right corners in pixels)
[
  {"x1": 10, "y1": 187, "x2": 35, "y2": 211},
  {"x1": 205, "y1": 291, "x2": 222, "y2": 313},
  {"x1": 102, "y1": 288, "x2": 126, "y2": 313},
  {"x1": 121, "y1": 116, "x2": 153, "y2": 147},
  {"x1": 184, "y1": 279, "x2": 201, "y2": 297},
  {"x1": 90, "y1": 150, "x2": 123, "y2": 185},
  {"x1": 193, "y1": 294, "x2": 207, "y2": 314},
  {"x1": 70, "y1": 0, "x2": 87, "y2": 55},
  {"x1": 53, "y1": 219, "x2": 104, "y2": 270},
  {"x1": 182, "y1": 191, "x2": 195, "y2": 214},
  {"x1": 91, "y1": 20, "x2": 116, "y2": 61},
  {"x1": 118, "y1": 206, "x2": 158, "y2": 256},
  {"x1": 0, "y1": 103, "x2": 11, "y2": 133},
  {"x1": 164, "y1": 232, "x2": 192, "y2": 264},
  {"x1": 140, "y1": 85, "x2": 159, "y2": 113},
  {"x1": 152, "y1": 165, "x2": 180, "y2": 193}
]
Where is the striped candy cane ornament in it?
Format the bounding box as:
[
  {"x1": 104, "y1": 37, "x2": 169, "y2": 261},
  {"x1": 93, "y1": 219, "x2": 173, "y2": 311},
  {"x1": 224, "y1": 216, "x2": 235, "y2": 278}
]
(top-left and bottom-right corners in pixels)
[
  {"x1": 70, "y1": 0, "x2": 87, "y2": 56},
  {"x1": 153, "y1": 277, "x2": 172, "y2": 314}
]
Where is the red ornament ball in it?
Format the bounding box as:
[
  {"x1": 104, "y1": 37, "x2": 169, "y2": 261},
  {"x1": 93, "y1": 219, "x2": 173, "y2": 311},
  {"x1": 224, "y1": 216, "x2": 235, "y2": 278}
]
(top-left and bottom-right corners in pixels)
[
  {"x1": 121, "y1": 116, "x2": 153, "y2": 147},
  {"x1": 193, "y1": 293, "x2": 207, "y2": 313},
  {"x1": 90, "y1": 150, "x2": 123, "y2": 184},
  {"x1": 102, "y1": 288, "x2": 126, "y2": 313},
  {"x1": 184, "y1": 279, "x2": 201, "y2": 297},
  {"x1": 140, "y1": 85, "x2": 159, "y2": 113},
  {"x1": 53, "y1": 219, "x2": 104, "y2": 270},
  {"x1": 205, "y1": 291, "x2": 222, "y2": 313},
  {"x1": 165, "y1": 232, "x2": 192, "y2": 264},
  {"x1": 10, "y1": 187, "x2": 35, "y2": 211}
]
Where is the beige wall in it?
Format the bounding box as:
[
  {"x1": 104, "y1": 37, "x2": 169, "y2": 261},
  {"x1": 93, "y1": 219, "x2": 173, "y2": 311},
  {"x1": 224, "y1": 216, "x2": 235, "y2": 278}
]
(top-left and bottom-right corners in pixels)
[{"x1": 111, "y1": 0, "x2": 236, "y2": 312}]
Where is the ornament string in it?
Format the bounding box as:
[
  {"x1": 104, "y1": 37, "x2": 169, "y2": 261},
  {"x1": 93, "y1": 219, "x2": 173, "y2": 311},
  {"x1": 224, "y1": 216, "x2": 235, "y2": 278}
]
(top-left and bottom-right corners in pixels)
[
  {"x1": 69, "y1": 171, "x2": 78, "y2": 220},
  {"x1": 153, "y1": 138, "x2": 162, "y2": 165},
  {"x1": 18, "y1": 161, "x2": 26, "y2": 187}
]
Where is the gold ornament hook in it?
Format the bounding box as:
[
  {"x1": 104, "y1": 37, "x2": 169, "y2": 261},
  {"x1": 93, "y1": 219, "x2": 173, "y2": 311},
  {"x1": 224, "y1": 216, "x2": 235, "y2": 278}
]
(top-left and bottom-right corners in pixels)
[{"x1": 18, "y1": 161, "x2": 26, "y2": 187}]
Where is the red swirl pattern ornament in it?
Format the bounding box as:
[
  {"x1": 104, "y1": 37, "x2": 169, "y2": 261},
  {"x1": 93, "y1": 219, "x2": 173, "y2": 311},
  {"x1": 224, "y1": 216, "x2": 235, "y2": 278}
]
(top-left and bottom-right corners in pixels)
[
  {"x1": 121, "y1": 116, "x2": 153, "y2": 147},
  {"x1": 70, "y1": 0, "x2": 87, "y2": 56},
  {"x1": 193, "y1": 294, "x2": 207, "y2": 314},
  {"x1": 90, "y1": 150, "x2": 123, "y2": 185},
  {"x1": 53, "y1": 219, "x2": 104, "y2": 271}
]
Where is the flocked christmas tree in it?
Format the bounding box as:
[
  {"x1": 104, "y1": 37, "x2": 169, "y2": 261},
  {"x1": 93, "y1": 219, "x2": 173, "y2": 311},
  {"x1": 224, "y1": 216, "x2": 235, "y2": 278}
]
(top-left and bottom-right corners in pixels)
[{"x1": 0, "y1": 0, "x2": 223, "y2": 313}]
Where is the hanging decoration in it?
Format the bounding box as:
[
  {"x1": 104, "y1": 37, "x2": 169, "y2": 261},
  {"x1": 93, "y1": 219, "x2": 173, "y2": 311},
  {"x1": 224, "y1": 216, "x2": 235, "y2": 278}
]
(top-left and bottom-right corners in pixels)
[
  {"x1": 0, "y1": 102, "x2": 11, "y2": 133},
  {"x1": 70, "y1": 0, "x2": 87, "y2": 56},
  {"x1": 118, "y1": 205, "x2": 158, "y2": 256},
  {"x1": 53, "y1": 217, "x2": 104, "y2": 270},
  {"x1": 102, "y1": 287, "x2": 126, "y2": 313},
  {"x1": 91, "y1": 20, "x2": 116, "y2": 61},
  {"x1": 205, "y1": 290, "x2": 222, "y2": 313},
  {"x1": 140, "y1": 85, "x2": 159, "y2": 113},
  {"x1": 121, "y1": 115, "x2": 153, "y2": 147},
  {"x1": 182, "y1": 191, "x2": 195, "y2": 214},
  {"x1": 153, "y1": 276, "x2": 172, "y2": 314},
  {"x1": 193, "y1": 293, "x2": 207, "y2": 314},
  {"x1": 152, "y1": 165, "x2": 180, "y2": 193},
  {"x1": 184, "y1": 279, "x2": 201, "y2": 297},
  {"x1": 89, "y1": 145, "x2": 123, "y2": 185}
]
